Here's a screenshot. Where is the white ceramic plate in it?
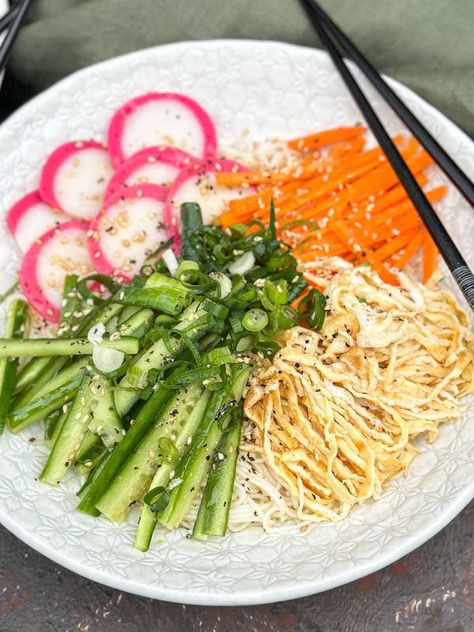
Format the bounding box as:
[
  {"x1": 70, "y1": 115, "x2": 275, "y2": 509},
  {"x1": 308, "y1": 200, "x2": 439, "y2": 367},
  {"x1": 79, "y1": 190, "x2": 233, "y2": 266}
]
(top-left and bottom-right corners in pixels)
[{"x1": 0, "y1": 41, "x2": 473, "y2": 606}]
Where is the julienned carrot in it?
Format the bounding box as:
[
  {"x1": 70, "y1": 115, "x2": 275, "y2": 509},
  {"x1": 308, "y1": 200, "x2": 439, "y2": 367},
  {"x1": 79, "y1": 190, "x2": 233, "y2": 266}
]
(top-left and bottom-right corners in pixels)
[
  {"x1": 216, "y1": 171, "x2": 288, "y2": 187},
  {"x1": 391, "y1": 231, "x2": 423, "y2": 269},
  {"x1": 292, "y1": 184, "x2": 447, "y2": 265},
  {"x1": 329, "y1": 221, "x2": 400, "y2": 284},
  {"x1": 372, "y1": 186, "x2": 446, "y2": 227},
  {"x1": 372, "y1": 227, "x2": 421, "y2": 262},
  {"x1": 422, "y1": 230, "x2": 439, "y2": 283},
  {"x1": 328, "y1": 135, "x2": 366, "y2": 159},
  {"x1": 221, "y1": 189, "x2": 273, "y2": 225},
  {"x1": 284, "y1": 142, "x2": 425, "y2": 220},
  {"x1": 218, "y1": 127, "x2": 443, "y2": 284},
  {"x1": 288, "y1": 125, "x2": 365, "y2": 151},
  {"x1": 347, "y1": 174, "x2": 428, "y2": 221},
  {"x1": 337, "y1": 148, "x2": 431, "y2": 206},
  {"x1": 223, "y1": 136, "x2": 409, "y2": 223},
  {"x1": 298, "y1": 240, "x2": 348, "y2": 260},
  {"x1": 277, "y1": 157, "x2": 382, "y2": 215}
]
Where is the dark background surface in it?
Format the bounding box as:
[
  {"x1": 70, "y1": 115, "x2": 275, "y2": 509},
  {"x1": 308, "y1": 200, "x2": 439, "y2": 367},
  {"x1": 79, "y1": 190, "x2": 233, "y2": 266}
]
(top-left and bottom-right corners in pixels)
[{"x1": 1, "y1": 502, "x2": 473, "y2": 632}]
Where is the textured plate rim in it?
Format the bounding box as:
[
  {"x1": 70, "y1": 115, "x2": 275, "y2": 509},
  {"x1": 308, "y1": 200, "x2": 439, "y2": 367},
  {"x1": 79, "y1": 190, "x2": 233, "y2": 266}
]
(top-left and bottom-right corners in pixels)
[{"x1": 0, "y1": 39, "x2": 473, "y2": 606}]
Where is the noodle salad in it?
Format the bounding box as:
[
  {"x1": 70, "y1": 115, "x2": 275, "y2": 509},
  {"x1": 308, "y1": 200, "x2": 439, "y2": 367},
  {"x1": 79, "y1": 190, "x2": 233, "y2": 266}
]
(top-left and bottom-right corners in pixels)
[{"x1": 0, "y1": 91, "x2": 473, "y2": 549}]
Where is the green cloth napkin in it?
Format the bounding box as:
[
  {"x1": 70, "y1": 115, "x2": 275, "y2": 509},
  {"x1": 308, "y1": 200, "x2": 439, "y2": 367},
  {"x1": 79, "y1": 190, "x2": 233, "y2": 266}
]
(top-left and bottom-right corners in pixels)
[{"x1": 9, "y1": 0, "x2": 474, "y2": 136}]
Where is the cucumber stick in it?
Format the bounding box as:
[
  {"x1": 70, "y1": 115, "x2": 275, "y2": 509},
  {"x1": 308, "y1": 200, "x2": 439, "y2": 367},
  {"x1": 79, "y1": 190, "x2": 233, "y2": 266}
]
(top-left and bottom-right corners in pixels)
[
  {"x1": 192, "y1": 414, "x2": 241, "y2": 540},
  {"x1": 10, "y1": 309, "x2": 150, "y2": 433},
  {"x1": 0, "y1": 336, "x2": 139, "y2": 357},
  {"x1": 75, "y1": 441, "x2": 106, "y2": 477},
  {"x1": 40, "y1": 373, "x2": 96, "y2": 485},
  {"x1": 87, "y1": 372, "x2": 123, "y2": 447},
  {"x1": 76, "y1": 431, "x2": 103, "y2": 465},
  {"x1": 157, "y1": 390, "x2": 227, "y2": 530},
  {"x1": 114, "y1": 301, "x2": 211, "y2": 416},
  {"x1": 134, "y1": 389, "x2": 210, "y2": 551},
  {"x1": 44, "y1": 409, "x2": 63, "y2": 441},
  {"x1": 77, "y1": 384, "x2": 174, "y2": 515},
  {"x1": 9, "y1": 376, "x2": 82, "y2": 433},
  {"x1": 13, "y1": 302, "x2": 123, "y2": 397},
  {"x1": 96, "y1": 383, "x2": 207, "y2": 522},
  {"x1": 12, "y1": 357, "x2": 89, "y2": 412},
  {"x1": 0, "y1": 299, "x2": 28, "y2": 433},
  {"x1": 159, "y1": 365, "x2": 250, "y2": 531}
]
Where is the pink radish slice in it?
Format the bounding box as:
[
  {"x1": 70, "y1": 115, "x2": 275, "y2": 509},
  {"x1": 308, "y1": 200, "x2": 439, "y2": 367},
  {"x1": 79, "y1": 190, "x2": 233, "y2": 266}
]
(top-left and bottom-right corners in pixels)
[
  {"x1": 104, "y1": 146, "x2": 197, "y2": 202},
  {"x1": 39, "y1": 141, "x2": 114, "y2": 220},
  {"x1": 88, "y1": 183, "x2": 170, "y2": 281},
  {"x1": 163, "y1": 159, "x2": 249, "y2": 231},
  {"x1": 6, "y1": 191, "x2": 69, "y2": 253},
  {"x1": 19, "y1": 220, "x2": 94, "y2": 323},
  {"x1": 107, "y1": 93, "x2": 217, "y2": 169}
]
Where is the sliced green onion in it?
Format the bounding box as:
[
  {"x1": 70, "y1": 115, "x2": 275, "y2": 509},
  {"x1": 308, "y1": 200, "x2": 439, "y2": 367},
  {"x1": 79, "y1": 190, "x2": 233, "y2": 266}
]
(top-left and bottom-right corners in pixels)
[
  {"x1": 256, "y1": 288, "x2": 274, "y2": 312},
  {"x1": 144, "y1": 486, "x2": 170, "y2": 514},
  {"x1": 269, "y1": 198, "x2": 277, "y2": 239},
  {"x1": 269, "y1": 305, "x2": 298, "y2": 331},
  {"x1": 209, "y1": 272, "x2": 232, "y2": 298},
  {"x1": 229, "y1": 312, "x2": 245, "y2": 333},
  {"x1": 0, "y1": 280, "x2": 19, "y2": 304},
  {"x1": 298, "y1": 289, "x2": 327, "y2": 330},
  {"x1": 180, "y1": 202, "x2": 204, "y2": 261},
  {"x1": 207, "y1": 346, "x2": 236, "y2": 367},
  {"x1": 176, "y1": 260, "x2": 200, "y2": 280},
  {"x1": 139, "y1": 238, "x2": 174, "y2": 276},
  {"x1": 264, "y1": 279, "x2": 288, "y2": 306},
  {"x1": 162, "y1": 248, "x2": 179, "y2": 276},
  {"x1": 77, "y1": 273, "x2": 120, "y2": 305},
  {"x1": 235, "y1": 335, "x2": 253, "y2": 353},
  {"x1": 288, "y1": 276, "x2": 308, "y2": 302},
  {"x1": 154, "y1": 314, "x2": 177, "y2": 328},
  {"x1": 178, "y1": 270, "x2": 213, "y2": 292},
  {"x1": 280, "y1": 219, "x2": 319, "y2": 231},
  {"x1": 242, "y1": 308, "x2": 268, "y2": 332},
  {"x1": 201, "y1": 299, "x2": 229, "y2": 320},
  {"x1": 92, "y1": 346, "x2": 124, "y2": 373},
  {"x1": 158, "y1": 436, "x2": 179, "y2": 463},
  {"x1": 228, "y1": 251, "x2": 255, "y2": 276}
]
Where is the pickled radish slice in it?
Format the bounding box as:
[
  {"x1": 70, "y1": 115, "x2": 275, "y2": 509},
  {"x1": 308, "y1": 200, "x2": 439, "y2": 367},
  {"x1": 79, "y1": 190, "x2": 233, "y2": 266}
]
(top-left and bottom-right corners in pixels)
[
  {"x1": 39, "y1": 141, "x2": 113, "y2": 220},
  {"x1": 19, "y1": 220, "x2": 93, "y2": 322},
  {"x1": 7, "y1": 191, "x2": 69, "y2": 253},
  {"x1": 107, "y1": 93, "x2": 217, "y2": 168},
  {"x1": 88, "y1": 184, "x2": 169, "y2": 280},
  {"x1": 163, "y1": 159, "x2": 249, "y2": 231},
  {"x1": 104, "y1": 146, "x2": 196, "y2": 202}
]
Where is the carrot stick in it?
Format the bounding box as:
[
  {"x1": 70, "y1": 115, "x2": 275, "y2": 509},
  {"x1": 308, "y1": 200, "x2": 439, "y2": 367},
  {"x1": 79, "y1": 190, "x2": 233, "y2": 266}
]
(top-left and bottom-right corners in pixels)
[
  {"x1": 372, "y1": 227, "x2": 420, "y2": 262},
  {"x1": 288, "y1": 126, "x2": 365, "y2": 151},
  {"x1": 348, "y1": 174, "x2": 428, "y2": 221},
  {"x1": 216, "y1": 171, "x2": 288, "y2": 187},
  {"x1": 329, "y1": 221, "x2": 400, "y2": 284},
  {"x1": 391, "y1": 231, "x2": 423, "y2": 269},
  {"x1": 369, "y1": 186, "x2": 446, "y2": 229},
  {"x1": 422, "y1": 230, "x2": 439, "y2": 283},
  {"x1": 277, "y1": 157, "x2": 381, "y2": 215},
  {"x1": 248, "y1": 136, "x2": 408, "y2": 222},
  {"x1": 328, "y1": 136, "x2": 366, "y2": 159},
  {"x1": 221, "y1": 188, "x2": 273, "y2": 224}
]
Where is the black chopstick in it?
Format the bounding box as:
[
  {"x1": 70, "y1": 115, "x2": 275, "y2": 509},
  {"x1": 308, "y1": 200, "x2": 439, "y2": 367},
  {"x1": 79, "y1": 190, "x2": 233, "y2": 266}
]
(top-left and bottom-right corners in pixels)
[
  {"x1": 307, "y1": 1, "x2": 474, "y2": 208},
  {"x1": 300, "y1": 0, "x2": 474, "y2": 310},
  {"x1": 0, "y1": 4, "x2": 20, "y2": 35},
  {"x1": 0, "y1": 0, "x2": 33, "y2": 74}
]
